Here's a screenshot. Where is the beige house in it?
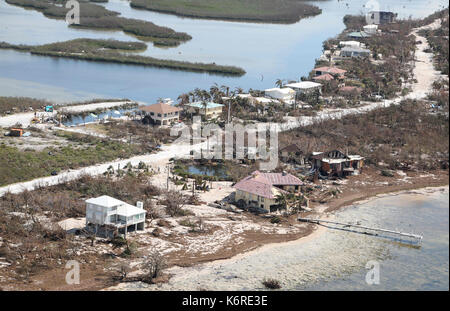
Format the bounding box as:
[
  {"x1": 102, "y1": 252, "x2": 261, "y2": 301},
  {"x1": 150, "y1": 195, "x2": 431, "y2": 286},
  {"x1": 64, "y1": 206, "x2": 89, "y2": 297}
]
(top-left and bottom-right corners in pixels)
[
  {"x1": 233, "y1": 171, "x2": 303, "y2": 213},
  {"x1": 186, "y1": 101, "x2": 224, "y2": 119},
  {"x1": 139, "y1": 102, "x2": 182, "y2": 125}
]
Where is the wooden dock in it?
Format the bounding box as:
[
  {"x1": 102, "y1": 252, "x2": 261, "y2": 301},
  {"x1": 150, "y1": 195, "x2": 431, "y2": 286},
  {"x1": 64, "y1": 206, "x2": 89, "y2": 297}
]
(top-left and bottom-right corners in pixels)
[{"x1": 298, "y1": 218, "x2": 423, "y2": 241}]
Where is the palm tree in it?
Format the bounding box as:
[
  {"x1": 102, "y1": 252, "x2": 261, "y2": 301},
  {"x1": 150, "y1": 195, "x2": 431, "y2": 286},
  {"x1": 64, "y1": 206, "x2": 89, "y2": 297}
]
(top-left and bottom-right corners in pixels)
[
  {"x1": 201, "y1": 100, "x2": 208, "y2": 117},
  {"x1": 275, "y1": 79, "x2": 284, "y2": 88},
  {"x1": 290, "y1": 194, "x2": 306, "y2": 217},
  {"x1": 275, "y1": 193, "x2": 288, "y2": 211},
  {"x1": 193, "y1": 88, "x2": 202, "y2": 101},
  {"x1": 188, "y1": 91, "x2": 195, "y2": 102},
  {"x1": 220, "y1": 85, "x2": 230, "y2": 97},
  {"x1": 201, "y1": 90, "x2": 211, "y2": 101},
  {"x1": 234, "y1": 87, "x2": 243, "y2": 95},
  {"x1": 177, "y1": 93, "x2": 189, "y2": 106},
  {"x1": 210, "y1": 83, "x2": 220, "y2": 100}
]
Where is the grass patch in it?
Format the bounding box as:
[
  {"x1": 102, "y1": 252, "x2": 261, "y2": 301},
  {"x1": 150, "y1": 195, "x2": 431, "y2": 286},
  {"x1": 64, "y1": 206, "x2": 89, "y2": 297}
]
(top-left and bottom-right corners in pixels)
[
  {"x1": 0, "y1": 96, "x2": 131, "y2": 116},
  {"x1": 0, "y1": 131, "x2": 148, "y2": 186}
]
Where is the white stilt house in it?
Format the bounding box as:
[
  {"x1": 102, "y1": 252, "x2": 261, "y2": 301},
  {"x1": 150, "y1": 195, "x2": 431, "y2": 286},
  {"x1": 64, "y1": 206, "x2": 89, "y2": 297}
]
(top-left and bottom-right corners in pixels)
[{"x1": 85, "y1": 195, "x2": 146, "y2": 237}]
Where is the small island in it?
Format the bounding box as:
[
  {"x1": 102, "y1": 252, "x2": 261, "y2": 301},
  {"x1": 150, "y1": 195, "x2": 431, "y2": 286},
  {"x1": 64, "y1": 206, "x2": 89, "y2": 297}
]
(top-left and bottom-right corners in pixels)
[
  {"x1": 130, "y1": 0, "x2": 323, "y2": 24},
  {"x1": 5, "y1": 0, "x2": 192, "y2": 45},
  {"x1": 0, "y1": 39, "x2": 246, "y2": 76}
]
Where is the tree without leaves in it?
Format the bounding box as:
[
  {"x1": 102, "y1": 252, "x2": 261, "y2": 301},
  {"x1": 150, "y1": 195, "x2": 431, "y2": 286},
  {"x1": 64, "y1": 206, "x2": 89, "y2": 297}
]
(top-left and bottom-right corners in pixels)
[
  {"x1": 161, "y1": 190, "x2": 187, "y2": 217},
  {"x1": 141, "y1": 251, "x2": 167, "y2": 282}
]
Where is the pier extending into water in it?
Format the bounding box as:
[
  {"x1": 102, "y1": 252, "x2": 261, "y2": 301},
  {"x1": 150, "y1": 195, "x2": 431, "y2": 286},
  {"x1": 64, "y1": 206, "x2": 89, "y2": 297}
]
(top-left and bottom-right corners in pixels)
[{"x1": 298, "y1": 218, "x2": 423, "y2": 242}]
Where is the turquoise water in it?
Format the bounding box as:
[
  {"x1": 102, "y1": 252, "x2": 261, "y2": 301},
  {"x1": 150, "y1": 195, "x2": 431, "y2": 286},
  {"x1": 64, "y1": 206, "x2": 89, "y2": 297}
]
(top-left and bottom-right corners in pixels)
[
  {"x1": 305, "y1": 188, "x2": 449, "y2": 290},
  {"x1": 112, "y1": 187, "x2": 449, "y2": 291},
  {"x1": 0, "y1": 0, "x2": 448, "y2": 103}
]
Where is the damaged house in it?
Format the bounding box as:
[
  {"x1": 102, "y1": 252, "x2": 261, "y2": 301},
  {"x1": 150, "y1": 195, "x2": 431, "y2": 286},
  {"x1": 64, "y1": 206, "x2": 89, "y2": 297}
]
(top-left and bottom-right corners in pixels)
[
  {"x1": 279, "y1": 143, "x2": 306, "y2": 165},
  {"x1": 310, "y1": 150, "x2": 364, "y2": 178}
]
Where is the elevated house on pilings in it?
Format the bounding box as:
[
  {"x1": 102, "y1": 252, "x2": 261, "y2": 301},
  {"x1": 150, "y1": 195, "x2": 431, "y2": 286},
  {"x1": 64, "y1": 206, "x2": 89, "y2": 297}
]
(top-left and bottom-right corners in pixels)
[
  {"x1": 310, "y1": 150, "x2": 364, "y2": 178},
  {"x1": 85, "y1": 195, "x2": 146, "y2": 238}
]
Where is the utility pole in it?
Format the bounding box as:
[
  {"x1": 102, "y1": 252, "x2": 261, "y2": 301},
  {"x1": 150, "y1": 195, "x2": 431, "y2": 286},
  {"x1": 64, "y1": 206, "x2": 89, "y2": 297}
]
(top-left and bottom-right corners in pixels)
[
  {"x1": 294, "y1": 92, "x2": 298, "y2": 110},
  {"x1": 166, "y1": 163, "x2": 170, "y2": 190}
]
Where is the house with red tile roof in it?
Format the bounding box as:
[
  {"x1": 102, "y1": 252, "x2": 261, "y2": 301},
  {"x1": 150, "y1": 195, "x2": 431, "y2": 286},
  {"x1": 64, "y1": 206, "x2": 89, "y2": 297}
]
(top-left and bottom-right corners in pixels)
[
  {"x1": 313, "y1": 66, "x2": 347, "y2": 79},
  {"x1": 233, "y1": 171, "x2": 303, "y2": 212},
  {"x1": 312, "y1": 73, "x2": 335, "y2": 82}
]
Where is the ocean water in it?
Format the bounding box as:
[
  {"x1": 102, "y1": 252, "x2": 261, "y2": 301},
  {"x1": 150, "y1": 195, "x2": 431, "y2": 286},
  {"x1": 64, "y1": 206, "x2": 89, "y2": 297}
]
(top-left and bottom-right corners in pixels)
[{"x1": 110, "y1": 187, "x2": 449, "y2": 291}]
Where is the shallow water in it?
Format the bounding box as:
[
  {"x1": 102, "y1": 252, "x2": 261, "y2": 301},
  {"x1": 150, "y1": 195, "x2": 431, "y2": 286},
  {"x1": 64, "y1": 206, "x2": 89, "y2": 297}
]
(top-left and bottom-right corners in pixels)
[
  {"x1": 187, "y1": 164, "x2": 228, "y2": 179},
  {"x1": 0, "y1": 0, "x2": 448, "y2": 103},
  {"x1": 112, "y1": 187, "x2": 448, "y2": 291}
]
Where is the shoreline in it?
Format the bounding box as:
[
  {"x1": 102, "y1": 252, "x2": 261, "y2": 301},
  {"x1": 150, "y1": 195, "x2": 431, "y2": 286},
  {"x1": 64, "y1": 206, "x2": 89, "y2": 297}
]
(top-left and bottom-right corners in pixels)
[
  {"x1": 105, "y1": 182, "x2": 449, "y2": 291},
  {"x1": 169, "y1": 182, "x2": 450, "y2": 268},
  {"x1": 0, "y1": 44, "x2": 246, "y2": 77}
]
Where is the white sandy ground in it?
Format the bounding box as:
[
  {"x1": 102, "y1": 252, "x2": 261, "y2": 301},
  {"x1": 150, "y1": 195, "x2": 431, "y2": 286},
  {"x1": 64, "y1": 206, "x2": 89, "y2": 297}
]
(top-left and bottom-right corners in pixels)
[
  {"x1": 0, "y1": 19, "x2": 445, "y2": 198},
  {"x1": 0, "y1": 101, "x2": 134, "y2": 128}
]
